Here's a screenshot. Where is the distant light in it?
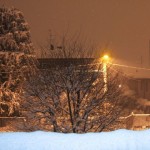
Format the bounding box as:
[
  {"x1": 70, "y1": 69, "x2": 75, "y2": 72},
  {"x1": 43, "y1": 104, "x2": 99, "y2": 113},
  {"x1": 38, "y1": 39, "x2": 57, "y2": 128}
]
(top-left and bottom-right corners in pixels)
[
  {"x1": 119, "y1": 84, "x2": 122, "y2": 88},
  {"x1": 103, "y1": 55, "x2": 109, "y2": 60},
  {"x1": 101, "y1": 54, "x2": 110, "y2": 62}
]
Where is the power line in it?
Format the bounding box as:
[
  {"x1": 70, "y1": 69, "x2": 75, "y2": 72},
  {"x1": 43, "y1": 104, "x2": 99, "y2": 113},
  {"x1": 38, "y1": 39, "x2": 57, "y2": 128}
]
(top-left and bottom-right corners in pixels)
[
  {"x1": 109, "y1": 62, "x2": 150, "y2": 71},
  {"x1": 79, "y1": 61, "x2": 150, "y2": 72}
]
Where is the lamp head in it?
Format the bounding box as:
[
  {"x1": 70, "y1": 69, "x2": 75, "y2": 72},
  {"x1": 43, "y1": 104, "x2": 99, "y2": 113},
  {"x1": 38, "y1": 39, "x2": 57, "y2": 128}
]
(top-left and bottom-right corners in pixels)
[
  {"x1": 101, "y1": 54, "x2": 110, "y2": 63},
  {"x1": 103, "y1": 55, "x2": 109, "y2": 60}
]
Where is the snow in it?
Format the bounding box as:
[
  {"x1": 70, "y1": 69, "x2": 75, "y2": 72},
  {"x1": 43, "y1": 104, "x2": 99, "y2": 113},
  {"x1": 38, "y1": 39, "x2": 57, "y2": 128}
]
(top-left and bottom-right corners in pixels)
[{"x1": 0, "y1": 129, "x2": 150, "y2": 150}]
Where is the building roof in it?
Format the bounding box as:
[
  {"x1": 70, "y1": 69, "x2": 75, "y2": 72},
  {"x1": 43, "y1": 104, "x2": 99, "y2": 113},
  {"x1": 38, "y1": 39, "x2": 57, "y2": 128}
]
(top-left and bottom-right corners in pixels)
[{"x1": 37, "y1": 58, "x2": 98, "y2": 69}]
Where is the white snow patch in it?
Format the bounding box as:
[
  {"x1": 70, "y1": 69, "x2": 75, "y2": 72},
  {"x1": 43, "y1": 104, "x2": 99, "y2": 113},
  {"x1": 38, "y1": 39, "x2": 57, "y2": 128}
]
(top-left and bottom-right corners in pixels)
[{"x1": 0, "y1": 129, "x2": 150, "y2": 150}]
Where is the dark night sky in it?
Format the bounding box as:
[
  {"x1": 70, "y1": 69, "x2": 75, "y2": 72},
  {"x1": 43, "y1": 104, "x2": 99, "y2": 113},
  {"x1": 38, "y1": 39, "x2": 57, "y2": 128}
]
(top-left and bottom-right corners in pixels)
[{"x1": 1, "y1": 0, "x2": 150, "y2": 72}]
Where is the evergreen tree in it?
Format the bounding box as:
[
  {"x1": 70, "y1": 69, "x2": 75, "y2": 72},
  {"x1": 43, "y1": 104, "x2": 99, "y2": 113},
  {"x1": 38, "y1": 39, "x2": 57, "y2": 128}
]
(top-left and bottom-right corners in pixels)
[{"x1": 0, "y1": 6, "x2": 36, "y2": 116}]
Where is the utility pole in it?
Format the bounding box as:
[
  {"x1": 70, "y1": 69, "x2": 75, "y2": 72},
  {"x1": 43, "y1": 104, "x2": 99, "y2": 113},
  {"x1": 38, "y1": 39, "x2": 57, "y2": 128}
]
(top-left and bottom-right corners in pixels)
[
  {"x1": 148, "y1": 40, "x2": 150, "y2": 67},
  {"x1": 49, "y1": 29, "x2": 55, "y2": 50},
  {"x1": 140, "y1": 56, "x2": 143, "y2": 67}
]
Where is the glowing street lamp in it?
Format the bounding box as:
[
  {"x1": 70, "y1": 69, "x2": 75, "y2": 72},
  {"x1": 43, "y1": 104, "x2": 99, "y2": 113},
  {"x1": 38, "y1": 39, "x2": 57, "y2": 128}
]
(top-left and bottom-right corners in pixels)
[
  {"x1": 102, "y1": 54, "x2": 110, "y2": 62},
  {"x1": 100, "y1": 54, "x2": 111, "y2": 114},
  {"x1": 101, "y1": 54, "x2": 110, "y2": 93}
]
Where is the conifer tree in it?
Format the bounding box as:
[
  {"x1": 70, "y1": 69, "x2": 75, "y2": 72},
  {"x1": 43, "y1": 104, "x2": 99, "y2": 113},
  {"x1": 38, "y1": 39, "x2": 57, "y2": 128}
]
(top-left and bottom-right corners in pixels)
[{"x1": 0, "y1": 6, "x2": 35, "y2": 116}]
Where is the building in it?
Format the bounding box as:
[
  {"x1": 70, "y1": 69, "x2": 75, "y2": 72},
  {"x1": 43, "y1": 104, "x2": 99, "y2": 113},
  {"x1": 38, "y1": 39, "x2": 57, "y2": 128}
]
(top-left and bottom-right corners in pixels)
[
  {"x1": 128, "y1": 78, "x2": 150, "y2": 100},
  {"x1": 38, "y1": 58, "x2": 150, "y2": 100},
  {"x1": 37, "y1": 58, "x2": 96, "y2": 69},
  {"x1": 126, "y1": 113, "x2": 150, "y2": 130}
]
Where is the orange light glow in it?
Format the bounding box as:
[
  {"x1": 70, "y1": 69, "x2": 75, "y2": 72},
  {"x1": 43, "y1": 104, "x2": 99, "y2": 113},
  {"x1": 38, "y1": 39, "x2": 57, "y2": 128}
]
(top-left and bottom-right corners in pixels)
[{"x1": 103, "y1": 54, "x2": 109, "y2": 60}]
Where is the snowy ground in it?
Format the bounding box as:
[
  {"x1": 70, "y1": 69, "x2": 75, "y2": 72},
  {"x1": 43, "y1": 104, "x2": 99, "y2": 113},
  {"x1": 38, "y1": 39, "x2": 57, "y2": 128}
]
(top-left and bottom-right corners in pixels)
[{"x1": 0, "y1": 129, "x2": 150, "y2": 150}]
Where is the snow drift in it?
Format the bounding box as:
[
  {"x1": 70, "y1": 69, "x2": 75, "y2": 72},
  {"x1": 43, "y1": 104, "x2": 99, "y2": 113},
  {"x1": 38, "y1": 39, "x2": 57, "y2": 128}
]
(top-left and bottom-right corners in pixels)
[{"x1": 0, "y1": 129, "x2": 150, "y2": 150}]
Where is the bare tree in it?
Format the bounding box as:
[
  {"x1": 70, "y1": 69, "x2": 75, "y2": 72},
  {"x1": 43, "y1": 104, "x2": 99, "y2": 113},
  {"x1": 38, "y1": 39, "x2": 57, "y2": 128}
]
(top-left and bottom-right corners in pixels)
[{"x1": 22, "y1": 34, "x2": 129, "y2": 132}]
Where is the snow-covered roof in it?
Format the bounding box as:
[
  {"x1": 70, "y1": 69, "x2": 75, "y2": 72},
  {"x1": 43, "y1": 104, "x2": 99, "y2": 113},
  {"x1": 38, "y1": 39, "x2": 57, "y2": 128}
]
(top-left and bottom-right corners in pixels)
[{"x1": 125, "y1": 113, "x2": 150, "y2": 119}]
